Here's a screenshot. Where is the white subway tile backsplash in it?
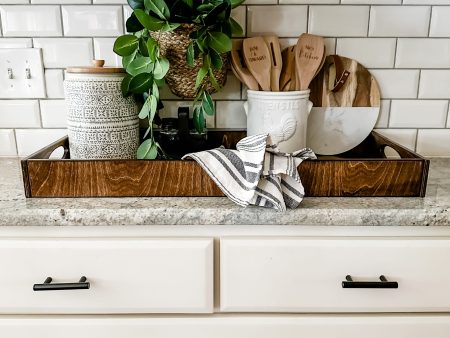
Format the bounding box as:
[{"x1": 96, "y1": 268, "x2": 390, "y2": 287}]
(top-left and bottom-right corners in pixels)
[
  {"x1": 44, "y1": 69, "x2": 64, "y2": 98},
  {"x1": 417, "y1": 129, "x2": 450, "y2": 157},
  {"x1": 216, "y1": 101, "x2": 246, "y2": 129},
  {"x1": 15, "y1": 128, "x2": 67, "y2": 156},
  {"x1": 370, "y1": 69, "x2": 419, "y2": 99},
  {"x1": 375, "y1": 128, "x2": 417, "y2": 151},
  {"x1": 0, "y1": 100, "x2": 40, "y2": 128},
  {"x1": 93, "y1": 0, "x2": 126, "y2": 3},
  {"x1": 212, "y1": 72, "x2": 241, "y2": 100},
  {"x1": 93, "y1": 38, "x2": 121, "y2": 67},
  {"x1": 0, "y1": 129, "x2": 17, "y2": 156},
  {"x1": 430, "y1": 7, "x2": 450, "y2": 38},
  {"x1": 0, "y1": 5, "x2": 62, "y2": 37},
  {"x1": 369, "y1": 6, "x2": 430, "y2": 37},
  {"x1": 39, "y1": 99, "x2": 67, "y2": 127},
  {"x1": 419, "y1": 70, "x2": 450, "y2": 99},
  {"x1": 231, "y1": 6, "x2": 246, "y2": 37},
  {"x1": 32, "y1": 0, "x2": 89, "y2": 3},
  {"x1": 308, "y1": 6, "x2": 369, "y2": 37},
  {"x1": 0, "y1": 38, "x2": 32, "y2": 48},
  {"x1": 0, "y1": 0, "x2": 449, "y2": 156},
  {"x1": 342, "y1": 0, "x2": 400, "y2": 3},
  {"x1": 62, "y1": 6, "x2": 123, "y2": 37},
  {"x1": 279, "y1": 37, "x2": 335, "y2": 54},
  {"x1": 280, "y1": 0, "x2": 338, "y2": 3},
  {"x1": 247, "y1": 5, "x2": 307, "y2": 37},
  {"x1": 404, "y1": 0, "x2": 450, "y2": 4},
  {"x1": 336, "y1": 38, "x2": 396, "y2": 68},
  {"x1": 245, "y1": 0, "x2": 276, "y2": 4},
  {"x1": 396, "y1": 39, "x2": 450, "y2": 68},
  {"x1": 375, "y1": 100, "x2": 390, "y2": 128},
  {"x1": 123, "y1": 5, "x2": 132, "y2": 23},
  {"x1": 389, "y1": 100, "x2": 448, "y2": 128},
  {"x1": 0, "y1": 0, "x2": 29, "y2": 3},
  {"x1": 33, "y1": 38, "x2": 93, "y2": 68}
]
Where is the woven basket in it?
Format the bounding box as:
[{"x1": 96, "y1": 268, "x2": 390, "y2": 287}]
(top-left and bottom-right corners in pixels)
[{"x1": 155, "y1": 24, "x2": 228, "y2": 98}]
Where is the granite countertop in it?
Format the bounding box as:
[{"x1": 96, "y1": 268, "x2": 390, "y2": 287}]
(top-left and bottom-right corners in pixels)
[{"x1": 0, "y1": 158, "x2": 449, "y2": 226}]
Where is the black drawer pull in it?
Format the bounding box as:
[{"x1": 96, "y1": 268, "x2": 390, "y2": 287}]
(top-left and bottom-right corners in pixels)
[
  {"x1": 342, "y1": 275, "x2": 398, "y2": 289},
  {"x1": 33, "y1": 276, "x2": 90, "y2": 291}
]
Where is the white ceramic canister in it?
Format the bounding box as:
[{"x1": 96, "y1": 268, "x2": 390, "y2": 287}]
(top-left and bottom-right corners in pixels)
[
  {"x1": 244, "y1": 90, "x2": 313, "y2": 153},
  {"x1": 64, "y1": 60, "x2": 139, "y2": 159}
]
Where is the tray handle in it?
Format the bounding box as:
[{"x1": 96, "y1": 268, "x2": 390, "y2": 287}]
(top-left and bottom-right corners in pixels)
[
  {"x1": 26, "y1": 136, "x2": 70, "y2": 160},
  {"x1": 372, "y1": 132, "x2": 420, "y2": 159}
]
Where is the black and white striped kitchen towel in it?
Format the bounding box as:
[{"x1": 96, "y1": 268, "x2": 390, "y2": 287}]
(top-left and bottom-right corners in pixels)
[{"x1": 182, "y1": 134, "x2": 316, "y2": 211}]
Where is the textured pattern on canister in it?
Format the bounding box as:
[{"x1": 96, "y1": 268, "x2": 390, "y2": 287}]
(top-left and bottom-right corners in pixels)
[
  {"x1": 155, "y1": 24, "x2": 228, "y2": 98},
  {"x1": 64, "y1": 76, "x2": 139, "y2": 159}
]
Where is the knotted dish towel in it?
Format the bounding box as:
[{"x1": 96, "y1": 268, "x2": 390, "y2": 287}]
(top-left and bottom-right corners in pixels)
[{"x1": 182, "y1": 134, "x2": 316, "y2": 211}]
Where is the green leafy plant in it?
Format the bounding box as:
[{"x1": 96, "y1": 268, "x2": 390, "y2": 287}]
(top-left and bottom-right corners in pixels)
[{"x1": 113, "y1": 0, "x2": 245, "y2": 159}]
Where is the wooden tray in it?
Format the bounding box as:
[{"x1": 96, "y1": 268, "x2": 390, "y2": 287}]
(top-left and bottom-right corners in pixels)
[{"x1": 21, "y1": 131, "x2": 429, "y2": 198}]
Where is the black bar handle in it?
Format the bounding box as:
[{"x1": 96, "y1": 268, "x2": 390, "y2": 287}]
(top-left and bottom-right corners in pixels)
[
  {"x1": 342, "y1": 275, "x2": 398, "y2": 289},
  {"x1": 33, "y1": 276, "x2": 90, "y2": 291}
]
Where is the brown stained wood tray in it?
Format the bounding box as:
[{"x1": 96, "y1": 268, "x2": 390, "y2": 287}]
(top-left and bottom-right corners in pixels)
[{"x1": 21, "y1": 131, "x2": 429, "y2": 198}]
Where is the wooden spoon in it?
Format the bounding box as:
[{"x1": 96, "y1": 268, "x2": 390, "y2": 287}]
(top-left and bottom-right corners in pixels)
[
  {"x1": 231, "y1": 63, "x2": 243, "y2": 83},
  {"x1": 231, "y1": 43, "x2": 260, "y2": 91},
  {"x1": 242, "y1": 37, "x2": 272, "y2": 91},
  {"x1": 295, "y1": 33, "x2": 325, "y2": 91},
  {"x1": 314, "y1": 47, "x2": 327, "y2": 78},
  {"x1": 280, "y1": 45, "x2": 296, "y2": 91},
  {"x1": 263, "y1": 35, "x2": 282, "y2": 91}
]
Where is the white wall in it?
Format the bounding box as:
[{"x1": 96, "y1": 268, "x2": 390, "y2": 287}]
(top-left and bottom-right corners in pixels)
[{"x1": 0, "y1": 0, "x2": 450, "y2": 156}]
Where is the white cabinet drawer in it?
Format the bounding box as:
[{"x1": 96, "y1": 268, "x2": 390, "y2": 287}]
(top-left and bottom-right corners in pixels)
[
  {"x1": 2, "y1": 315, "x2": 450, "y2": 338},
  {"x1": 0, "y1": 238, "x2": 213, "y2": 314},
  {"x1": 220, "y1": 237, "x2": 450, "y2": 312}
]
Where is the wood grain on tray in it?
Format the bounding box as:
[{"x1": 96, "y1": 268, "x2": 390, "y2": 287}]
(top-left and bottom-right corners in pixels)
[{"x1": 21, "y1": 131, "x2": 429, "y2": 198}]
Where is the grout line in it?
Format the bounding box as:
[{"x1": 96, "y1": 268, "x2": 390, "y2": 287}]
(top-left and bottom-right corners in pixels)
[
  {"x1": 413, "y1": 129, "x2": 419, "y2": 152},
  {"x1": 59, "y1": 5, "x2": 64, "y2": 37},
  {"x1": 444, "y1": 100, "x2": 450, "y2": 128},
  {"x1": 386, "y1": 100, "x2": 391, "y2": 129},
  {"x1": 5, "y1": 36, "x2": 450, "y2": 40},
  {"x1": 120, "y1": 3, "x2": 125, "y2": 35},
  {"x1": 393, "y1": 38, "x2": 398, "y2": 68},
  {"x1": 12, "y1": 129, "x2": 19, "y2": 156},
  {"x1": 427, "y1": 6, "x2": 433, "y2": 38},
  {"x1": 37, "y1": 99, "x2": 43, "y2": 128},
  {"x1": 306, "y1": 4, "x2": 309, "y2": 34},
  {"x1": 416, "y1": 69, "x2": 422, "y2": 98}
]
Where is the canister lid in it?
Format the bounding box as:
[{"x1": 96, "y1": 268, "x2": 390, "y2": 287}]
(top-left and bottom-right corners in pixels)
[{"x1": 66, "y1": 60, "x2": 126, "y2": 74}]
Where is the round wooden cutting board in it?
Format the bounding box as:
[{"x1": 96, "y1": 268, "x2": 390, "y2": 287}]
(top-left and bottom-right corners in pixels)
[{"x1": 307, "y1": 55, "x2": 381, "y2": 155}]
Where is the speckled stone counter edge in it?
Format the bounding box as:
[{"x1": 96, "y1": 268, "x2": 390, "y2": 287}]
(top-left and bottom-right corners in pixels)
[{"x1": 1, "y1": 158, "x2": 449, "y2": 226}]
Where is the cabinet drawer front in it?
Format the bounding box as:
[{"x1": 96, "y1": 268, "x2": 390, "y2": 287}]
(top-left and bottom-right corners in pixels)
[
  {"x1": 220, "y1": 237, "x2": 450, "y2": 312},
  {"x1": 0, "y1": 238, "x2": 213, "y2": 314},
  {"x1": 2, "y1": 315, "x2": 450, "y2": 338}
]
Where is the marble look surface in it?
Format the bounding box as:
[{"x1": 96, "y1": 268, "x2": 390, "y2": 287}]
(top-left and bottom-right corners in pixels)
[
  {"x1": 0, "y1": 158, "x2": 449, "y2": 226},
  {"x1": 307, "y1": 107, "x2": 379, "y2": 155}
]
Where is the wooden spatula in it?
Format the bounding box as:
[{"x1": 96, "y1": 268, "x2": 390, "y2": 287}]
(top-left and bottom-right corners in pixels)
[
  {"x1": 280, "y1": 45, "x2": 296, "y2": 91},
  {"x1": 295, "y1": 33, "x2": 325, "y2": 91},
  {"x1": 314, "y1": 47, "x2": 327, "y2": 78},
  {"x1": 263, "y1": 35, "x2": 282, "y2": 91},
  {"x1": 242, "y1": 37, "x2": 272, "y2": 91},
  {"x1": 231, "y1": 42, "x2": 260, "y2": 91}
]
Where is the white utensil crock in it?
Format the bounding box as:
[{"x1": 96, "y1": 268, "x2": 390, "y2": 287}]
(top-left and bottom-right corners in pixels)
[
  {"x1": 244, "y1": 90, "x2": 313, "y2": 153},
  {"x1": 64, "y1": 63, "x2": 139, "y2": 160}
]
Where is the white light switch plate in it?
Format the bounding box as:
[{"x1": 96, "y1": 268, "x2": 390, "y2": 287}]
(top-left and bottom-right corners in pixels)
[{"x1": 0, "y1": 48, "x2": 46, "y2": 99}]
